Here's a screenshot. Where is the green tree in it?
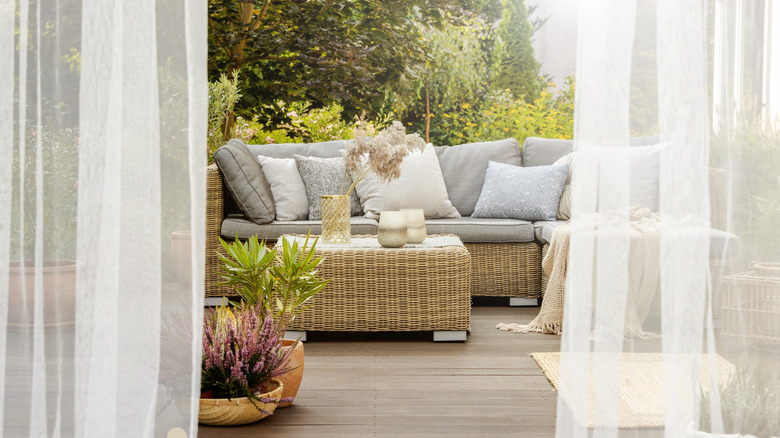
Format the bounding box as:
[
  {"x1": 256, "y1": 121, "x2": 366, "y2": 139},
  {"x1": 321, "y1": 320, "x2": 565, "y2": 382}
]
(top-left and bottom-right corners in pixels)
[
  {"x1": 402, "y1": 17, "x2": 493, "y2": 143},
  {"x1": 491, "y1": 0, "x2": 541, "y2": 102},
  {"x1": 208, "y1": 0, "x2": 478, "y2": 122}
]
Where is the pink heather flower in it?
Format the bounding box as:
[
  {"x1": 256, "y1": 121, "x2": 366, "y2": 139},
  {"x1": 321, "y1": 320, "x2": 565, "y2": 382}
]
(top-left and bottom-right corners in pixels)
[
  {"x1": 201, "y1": 303, "x2": 295, "y2": 405},
  {"x1": 264, "y1": 136, "x2": 275, "y2": 144}
]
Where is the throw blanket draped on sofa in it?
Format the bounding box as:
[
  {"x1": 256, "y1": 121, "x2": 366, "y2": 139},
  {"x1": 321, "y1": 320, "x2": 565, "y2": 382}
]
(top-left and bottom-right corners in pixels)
[{"x1": 498, "y1": 207, "x2": 661, "y2": 338}]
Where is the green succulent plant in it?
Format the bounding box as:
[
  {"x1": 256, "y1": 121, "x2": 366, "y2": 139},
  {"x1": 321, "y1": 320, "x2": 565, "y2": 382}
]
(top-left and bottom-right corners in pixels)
[{"x1": 217, "y1": 233, "x2": 329, "y2": 331}]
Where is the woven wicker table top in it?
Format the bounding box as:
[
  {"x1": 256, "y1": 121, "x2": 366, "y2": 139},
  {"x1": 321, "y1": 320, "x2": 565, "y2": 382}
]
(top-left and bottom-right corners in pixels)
[{"x1": 276, "y1": 234, "x2": 465, "y2": 251}]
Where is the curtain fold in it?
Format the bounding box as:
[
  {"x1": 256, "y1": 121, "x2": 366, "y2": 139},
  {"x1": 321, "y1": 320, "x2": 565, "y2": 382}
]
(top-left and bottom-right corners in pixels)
[
  {"x1": 559, "y1": 0, "x2": 779, "y2": 437},
  {"x1": 1, "y1": 0, "x2": 205, "y2": 436}
]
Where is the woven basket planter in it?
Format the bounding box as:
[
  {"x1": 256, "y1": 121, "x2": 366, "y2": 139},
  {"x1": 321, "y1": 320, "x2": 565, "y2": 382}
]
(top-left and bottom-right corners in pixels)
[{"x1": 198, "y1": 379, "x2": 283, "y2": 426}]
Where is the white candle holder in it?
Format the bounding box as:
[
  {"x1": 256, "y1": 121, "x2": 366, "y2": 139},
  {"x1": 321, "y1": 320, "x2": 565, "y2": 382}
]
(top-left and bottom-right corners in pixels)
[
  {"x1": 400, "y1": 208, "x2": 426, "y2": 244},
  {"x1": 377, "y1": 211, "x2": 407, "y2": 248}
]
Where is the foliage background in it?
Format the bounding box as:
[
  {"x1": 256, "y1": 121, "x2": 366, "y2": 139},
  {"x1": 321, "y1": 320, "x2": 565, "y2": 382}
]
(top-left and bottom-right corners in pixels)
[{"x1": 207, "y1": 0, "x2": 574, "y2": 153}]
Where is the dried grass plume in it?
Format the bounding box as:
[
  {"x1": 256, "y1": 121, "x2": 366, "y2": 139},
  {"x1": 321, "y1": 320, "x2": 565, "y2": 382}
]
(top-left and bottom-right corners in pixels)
[{"x1": 341, "y1": 121, "x2": 426, "y2": 195}]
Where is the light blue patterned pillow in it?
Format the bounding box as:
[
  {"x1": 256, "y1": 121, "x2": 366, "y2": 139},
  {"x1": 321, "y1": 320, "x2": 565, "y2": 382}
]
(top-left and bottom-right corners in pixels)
[{"x1": 471, "y1": 161, "x2": 569, "y2": 221}]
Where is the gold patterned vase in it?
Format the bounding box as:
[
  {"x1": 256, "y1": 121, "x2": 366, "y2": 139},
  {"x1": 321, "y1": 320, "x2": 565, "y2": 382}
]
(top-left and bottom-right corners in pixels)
[{"x1": 321, "y1": 195, "x2": 351, "y2": 243}]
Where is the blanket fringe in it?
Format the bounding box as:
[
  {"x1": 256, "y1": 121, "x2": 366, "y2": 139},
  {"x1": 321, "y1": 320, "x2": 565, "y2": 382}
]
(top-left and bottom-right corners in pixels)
[{"x1": 496, "y1": 321, "x2": 562, "y2": 335}]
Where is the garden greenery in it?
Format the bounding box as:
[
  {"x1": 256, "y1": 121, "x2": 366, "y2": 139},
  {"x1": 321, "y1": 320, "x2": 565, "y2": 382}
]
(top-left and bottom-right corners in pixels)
[
  {"x1": 207, "y1": 72, "x2": 243, "y2": 162},
  {"x1": 205, "y1": 0, "x2": 573, "y2": 149}
]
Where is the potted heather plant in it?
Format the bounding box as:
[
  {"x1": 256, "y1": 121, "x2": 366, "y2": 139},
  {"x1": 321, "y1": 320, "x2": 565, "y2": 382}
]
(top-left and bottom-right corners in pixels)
[
  {"x1": 200, "y1": 302, "x2": 294, "y2": 426},
  {"x1": 217, "y1": 233, "x2": 329, "y2": 407}
]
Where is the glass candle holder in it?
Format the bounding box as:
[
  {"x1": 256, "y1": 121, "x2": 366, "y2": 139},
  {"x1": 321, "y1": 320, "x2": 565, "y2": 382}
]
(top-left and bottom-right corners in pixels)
[
  {"x1": 377, "y1": 211, "x2": 407, "y2": 248},
  {"x1": 400, "y1": 208, "x2": 426, "y2": 244}
]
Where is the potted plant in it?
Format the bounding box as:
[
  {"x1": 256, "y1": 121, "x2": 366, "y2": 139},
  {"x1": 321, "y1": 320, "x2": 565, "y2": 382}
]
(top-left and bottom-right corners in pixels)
[
  {"x1": 217, "y1": 233, "x2": 329, "y2": 407},
  {"x1": 9, "y1": 127, "x2": 80, "y2": 329},
  {"x1": 693, "y1": 360, "x2": 780, "y2": 437},
  {"x1": 199, "y1": 301, "x2": 294, "y2": 426}
]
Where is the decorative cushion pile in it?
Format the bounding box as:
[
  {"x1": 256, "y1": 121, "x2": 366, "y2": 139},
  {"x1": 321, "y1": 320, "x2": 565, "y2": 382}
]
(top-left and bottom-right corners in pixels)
[
  {"x1": 353, "y1": 144, "x2": 461, "y2": 220},
  {"x1": 472, "y1": 161, "x2": 569, "y2": 221},
  {"x1": 293, "y1": 155, "x2": 362, "y2": 220}
]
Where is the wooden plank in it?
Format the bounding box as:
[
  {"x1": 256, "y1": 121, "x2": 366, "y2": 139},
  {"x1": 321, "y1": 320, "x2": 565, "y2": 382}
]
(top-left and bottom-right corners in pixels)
[{"x1": 199, "y1": 305, "x2": 562, "y2": 436}]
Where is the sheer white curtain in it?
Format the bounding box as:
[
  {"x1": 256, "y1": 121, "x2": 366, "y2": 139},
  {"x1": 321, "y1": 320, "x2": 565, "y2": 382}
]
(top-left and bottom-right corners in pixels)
[
  {"x1": 559, "y1": 0, "x2": 779, "y2": 437},
  {"x1": 1, "y1": 0, "x2": 205, "y2": 436}
]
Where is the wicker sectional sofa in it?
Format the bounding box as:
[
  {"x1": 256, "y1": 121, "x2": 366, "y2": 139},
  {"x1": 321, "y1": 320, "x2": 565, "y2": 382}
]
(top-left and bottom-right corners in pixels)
[
  {"x1": 206, "y1": 137, "x2": 547, "y2": 303},
  {"x1": 205, "y1": 136, "x2": 738, "y2": 314}
]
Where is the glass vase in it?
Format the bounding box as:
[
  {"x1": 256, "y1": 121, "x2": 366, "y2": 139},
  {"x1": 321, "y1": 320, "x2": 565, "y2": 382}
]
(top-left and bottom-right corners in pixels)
[{"x1": 321, "y1": 195, "x2": 351, "y2": 243}]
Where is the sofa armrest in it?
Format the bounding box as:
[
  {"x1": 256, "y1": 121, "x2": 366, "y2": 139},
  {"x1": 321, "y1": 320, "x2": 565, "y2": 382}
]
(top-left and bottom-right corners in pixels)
[
  {"x1": 205, "y1": 164, "x2": 227, "y2": 297},
  {"x1": 708, "y1": 167, "x2": 727, "y2": 232}
]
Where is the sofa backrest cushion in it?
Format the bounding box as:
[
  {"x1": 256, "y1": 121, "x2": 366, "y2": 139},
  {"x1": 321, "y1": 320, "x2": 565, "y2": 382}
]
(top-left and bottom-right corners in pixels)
[
  {"x1": 246, "y1": 140, "x2": 347, "y2": 159},
  {"x1": 434, "y1": 138, "x2": 521, "y2": 216},
  {"x1": 522, "y1": 136, "x2": 662, "y2": 168},
  {"x1": 214, "y1": 139, "x2": 276, "y2": 224},
  {"x1": 522, "y1": 137, "x2": 574, "y2": 167}
]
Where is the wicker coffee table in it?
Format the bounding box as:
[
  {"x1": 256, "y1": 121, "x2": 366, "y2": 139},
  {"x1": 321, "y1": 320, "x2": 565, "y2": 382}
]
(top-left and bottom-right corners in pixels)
[{"x1": 278, "y1": 234, "x2": 471, "y2": 342}]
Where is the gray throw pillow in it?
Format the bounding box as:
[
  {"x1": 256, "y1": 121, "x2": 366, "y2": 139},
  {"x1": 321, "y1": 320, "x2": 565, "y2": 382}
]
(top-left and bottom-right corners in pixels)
[
  {"x1": 213, "y1": 139, "x2": 275, "y2": 224},
  {"x1": 293, "y1": 155, "x2": 362, "y2": 220},
  {"x1": 472, "y1": 161, "x2": 569, "y2": 221}
]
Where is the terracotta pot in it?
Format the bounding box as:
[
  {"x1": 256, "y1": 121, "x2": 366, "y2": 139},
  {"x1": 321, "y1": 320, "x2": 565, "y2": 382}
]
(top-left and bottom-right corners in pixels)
[
  {"x1": 198, "y1": 378, "x2": 283, "y2": 426},
  {"x1": 8, "y1": 260, "x2": 78, "y2": 328},
  {"x1": 170, "y1": 230, "x2": 192, "y2": 286},
  {"x1": 276, "y1": 339, "x2": 304, "y2": 407}
]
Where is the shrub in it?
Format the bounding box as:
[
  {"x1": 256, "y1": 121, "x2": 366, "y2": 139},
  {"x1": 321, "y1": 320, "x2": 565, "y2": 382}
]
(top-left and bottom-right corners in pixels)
[
  {"x1": 208, "y1": 72, "x2": 242, "y2": 161},
  {"x1": 427, "y1": 77, "x2": 574, "y2": 146},
  {"x1": 247, "y1": 102, "x2": 356, "y2": 144}
]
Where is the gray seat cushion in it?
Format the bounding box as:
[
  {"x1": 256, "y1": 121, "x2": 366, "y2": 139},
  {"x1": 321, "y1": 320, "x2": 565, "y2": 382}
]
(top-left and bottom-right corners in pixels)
[
  {"x1": 425, "y1": 217, "x2": 534, "y2": 243},
  {"x1": 533, "y1": 220, "x2": 568, "y2": 244},
  {"x1": 434, "y1": 139, "x2": 521, "y2": 216},
  {"x1": 532, "y1": 221, "x2": 739, "y2": 259},
  {"x1": 221, "y1": 216, "x2": 378, "y2": 241},
  {"x1": 214, "y1": 139, "x2": 276, "y2": 224},
  {"x1": 708, "y1": 229, "x2": 740, "y2": 259}
]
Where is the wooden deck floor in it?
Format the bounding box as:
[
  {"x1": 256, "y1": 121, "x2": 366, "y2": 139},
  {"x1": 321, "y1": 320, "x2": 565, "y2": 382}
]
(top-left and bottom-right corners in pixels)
[{"x1": 199, "y1": 302, "x2": 562, "y2": 438}]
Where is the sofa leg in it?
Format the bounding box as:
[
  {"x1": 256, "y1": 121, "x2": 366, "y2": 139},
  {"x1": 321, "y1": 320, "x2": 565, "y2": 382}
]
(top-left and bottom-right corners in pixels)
[
  {"x1": 509, "y1": 297, "x2": 540, "y2": 307},
  {"x1": 284, "y1": 331, "x2": 307, "y2": 342},
  {"x1": 204, "y1": 297, "x2": 230, "y2": 307},
  {"x1": 433, "y1": 331, "x2": 467, "y2": 342}
]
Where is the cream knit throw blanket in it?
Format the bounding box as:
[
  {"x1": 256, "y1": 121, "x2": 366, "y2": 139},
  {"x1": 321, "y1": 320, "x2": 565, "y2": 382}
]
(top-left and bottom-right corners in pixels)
[{"x1": 498, "y1": 207, "x2": 660, "y2": 338}]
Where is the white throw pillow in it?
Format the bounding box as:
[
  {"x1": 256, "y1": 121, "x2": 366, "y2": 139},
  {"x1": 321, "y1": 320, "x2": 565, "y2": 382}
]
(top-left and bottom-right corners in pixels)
[
  {"x1": 553, "y1": 152, "x2": 578, "y2": 220},
  {"x1": 354, "y1": 144, "x2": 461, "y2": 220},
  {"x1": 554, "y1": 142, "x2": 668, "y2": 218},
  {"x1": 256, "y1": 156, "x2": 309, "y2": 221}
]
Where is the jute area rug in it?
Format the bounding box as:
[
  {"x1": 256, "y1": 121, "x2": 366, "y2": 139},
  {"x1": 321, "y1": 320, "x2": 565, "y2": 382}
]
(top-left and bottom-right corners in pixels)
[{"x1": 530, "y1": 352, "x2": 733, "y2": 428}]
